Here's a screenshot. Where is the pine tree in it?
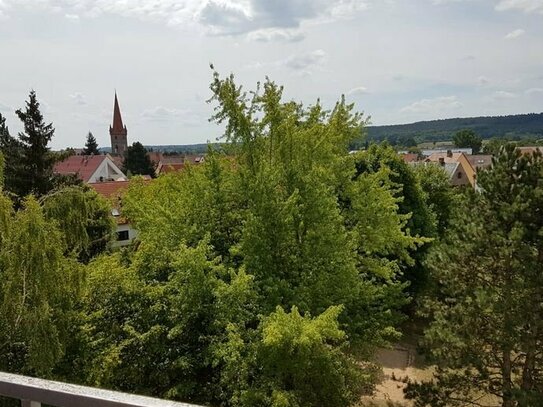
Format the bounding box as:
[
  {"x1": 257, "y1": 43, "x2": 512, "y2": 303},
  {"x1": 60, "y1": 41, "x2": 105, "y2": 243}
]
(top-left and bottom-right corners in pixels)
[
  {"x1": 0, "y1": 112, "x2": 24, "y2": 197},
  {"x1": 122, "y1": 142, "x2": 155, "y2": 177},
  {"x1": 15, "y1": 90, "x2": 56, "y2": 197},
  {"x1": 406, "y1": 144, "x2": 543, "y2": 406},
  {"x1": 83, "y1": 132, "x2": 100, "y2": 155}
]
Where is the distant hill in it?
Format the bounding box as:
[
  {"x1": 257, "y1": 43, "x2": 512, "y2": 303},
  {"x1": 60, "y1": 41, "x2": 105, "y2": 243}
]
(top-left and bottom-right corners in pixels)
[
  {"x1": 101, "y1": 143, "x2": 214, "y2": 155},
  {"x1": 364, "y1": 113, "x2": 543, "y2": 145},
  {"x1": 99, "y1": 113, "x2": 543, "y2": 154}
]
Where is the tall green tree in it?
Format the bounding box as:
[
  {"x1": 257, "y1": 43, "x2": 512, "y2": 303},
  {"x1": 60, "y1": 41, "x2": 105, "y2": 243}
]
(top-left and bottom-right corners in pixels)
[
  {"x1": 42, "y1": 186, "x2": 115, "y2": 263},
  {"x1": 0, "y1": 113, "x2": 24, "y2": 198},
  {"x1": 111, "y1": 72, "x2": 422, "y2": 406},
  {"x1": 14, "y1": 90, "x2": 57, "y2": 197},
  {"x1": 453, "y1": 129, "x2": 482, "y2": 154},
  {"x1": 406, "y1": 144, "x2": 543, "y2": 406},
  {"x1": 0, "y1": 197, "x2": 79, "y2": 375},
  {"x1": 352, "y1": 143, "x2": 434, "y2": 298},
  {"x1": 413, "y1": 164, "x2": 457, "y2": 236},
  {"x1": 123, "y1": 142, "x2": 155, "y2": 177},
  {"x1": 83, "y1": 132, "x2": 100, "y2": 155}
]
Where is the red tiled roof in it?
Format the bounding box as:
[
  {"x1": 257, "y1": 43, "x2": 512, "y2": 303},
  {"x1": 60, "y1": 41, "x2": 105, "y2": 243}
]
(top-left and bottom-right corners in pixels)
[
  {"x1": 159, "y1": 163, "x2": 185, "y2": 174},
  {"x1": 400, "y1": 153, "x2": 419, "y2": 163},
  {"x1": 147, "y1": 152, "x2": 163, "y2": 166},
  {"x1": 426, "y1": 152, "x2": 463, "y2": 163},
  {"x1": 467, "y1": 155, "x2": 493, "y2": 170},
  {"x1": 517, "y1": 146, "x2": 542, "y2": 155},
  {"x1": 159, "y1": 155, "x2": 185, "y2": 165},
  {"x1": 54, "y1": 155, "x2": 107, "y2": 182},
  {"x1": 110, "y1": 155, "x2": 124, "y2": 170},
  {"x1": 90, "y1": 180, "x2": 131, "y2": 199}
]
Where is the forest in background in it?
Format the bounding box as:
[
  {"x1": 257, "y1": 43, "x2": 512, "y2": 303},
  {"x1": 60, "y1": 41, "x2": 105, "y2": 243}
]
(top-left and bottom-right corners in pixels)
[
  {"x1": 0, "y1": 73, "x2": 542, "y2": 407},
  {"x1": 358, "y1": 113, "x2": 543, "y2": 147}
]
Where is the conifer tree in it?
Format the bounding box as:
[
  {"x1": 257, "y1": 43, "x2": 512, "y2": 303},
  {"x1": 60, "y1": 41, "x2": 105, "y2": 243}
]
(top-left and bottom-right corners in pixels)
[
  {"x1": 0, "y1": 112, "x2": 24, "y2": 197},
  {"x1": 83, "y1": 132, "x2": 100, "y2": 155},
  {"x1": 15, "y1": 90, "x2": 56, "y2": 197},
  {"x1": 406, "y1": 144, "x2": 543, "y2": 406},
  {"x1": 122, "y1": 142, "x2": 155, "y2": 177}
]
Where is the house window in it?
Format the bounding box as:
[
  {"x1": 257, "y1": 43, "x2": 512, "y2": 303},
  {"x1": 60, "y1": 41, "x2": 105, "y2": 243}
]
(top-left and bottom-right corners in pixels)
[
  {"x1": 457, "y1": 172, "x2": 463, "y2": 179},
  {"x1": 117, "y1": 230, "x2": 130, "y2": 241}
]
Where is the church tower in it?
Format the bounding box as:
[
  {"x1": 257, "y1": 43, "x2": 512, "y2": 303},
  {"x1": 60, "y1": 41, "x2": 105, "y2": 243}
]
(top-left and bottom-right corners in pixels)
[{"x1": 109, "y1": 92, "x2": 128, "y2": 156}]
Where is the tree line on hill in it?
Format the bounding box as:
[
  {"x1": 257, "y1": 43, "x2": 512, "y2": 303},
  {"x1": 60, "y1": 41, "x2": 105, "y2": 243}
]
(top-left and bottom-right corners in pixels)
[
  {"x1": 0, "y1": 77, "x2": 542, "y2": 407},
  {"x1": 349, "y1": 113, "x2": 543, "y2": 149}
]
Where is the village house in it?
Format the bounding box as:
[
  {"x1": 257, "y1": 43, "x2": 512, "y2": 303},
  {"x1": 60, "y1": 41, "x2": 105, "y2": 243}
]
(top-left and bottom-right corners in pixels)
[
  {"x1": 155, "y1": 154, "x2": 205, "y2": 176},
  {"x1": 467, "y1": 154, "x2": 493, "y2": 171},
  {"x1": 423, "y1": 151, "x2": 477, "y2": 187},
  {"x1": 90, "y1": 180, "x2": 146, "y2": 247},
  {"x1": 53, "y1": 154, "x2": 126, "y2": 183}
]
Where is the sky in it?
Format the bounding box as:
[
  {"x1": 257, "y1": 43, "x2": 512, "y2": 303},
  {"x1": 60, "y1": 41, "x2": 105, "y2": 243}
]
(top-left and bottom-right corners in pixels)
[{"x1": 0, "y1": 0, "x2": 542, "y2": 149}]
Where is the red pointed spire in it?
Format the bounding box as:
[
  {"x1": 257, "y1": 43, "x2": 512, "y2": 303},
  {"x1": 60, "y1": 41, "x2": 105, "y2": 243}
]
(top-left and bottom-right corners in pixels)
[{"x1": 110, "y1": 92, "x2": 127, "y2": 134}]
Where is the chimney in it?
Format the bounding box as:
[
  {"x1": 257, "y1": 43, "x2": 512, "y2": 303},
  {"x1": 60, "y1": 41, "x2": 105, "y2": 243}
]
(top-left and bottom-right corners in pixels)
[
  {"x1": 446, "y1": 150, "x2": 453, "y2": 158},
  {"x1": 439, "y1": 157, "x2": 445, "y2": 166}
]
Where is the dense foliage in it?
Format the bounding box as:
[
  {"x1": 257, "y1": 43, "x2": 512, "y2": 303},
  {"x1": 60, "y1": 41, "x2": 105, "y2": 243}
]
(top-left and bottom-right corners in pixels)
[
  {"x1": 406, "y1": 144, "x2": 543, "y2": 406},
  {"x1": 5, "y1": 76, "x2": 541, "y2": 407},
  {"x1": 452, "y1": 129, "x2": 482, "y2": 154},
  {"x1": 123, "y1": 141, "x2": 155, "y2": 177}
]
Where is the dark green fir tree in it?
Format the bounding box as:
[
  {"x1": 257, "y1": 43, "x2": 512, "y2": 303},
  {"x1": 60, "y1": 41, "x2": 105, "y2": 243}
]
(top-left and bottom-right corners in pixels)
[
  {"x1": 122, "y1": 141, "x2": 155, "y2": 177},
  {"x1": 15, "y1": 90, "x2": 57, "y2": 197},
  {"x1": 83, "y1": 131, "x2": 100, "y2": 155}
]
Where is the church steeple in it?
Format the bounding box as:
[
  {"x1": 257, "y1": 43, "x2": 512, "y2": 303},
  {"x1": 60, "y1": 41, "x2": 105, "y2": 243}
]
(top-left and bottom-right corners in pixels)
[{"x1": 109, "y1": 92, "x2": 128, "y2": 156}]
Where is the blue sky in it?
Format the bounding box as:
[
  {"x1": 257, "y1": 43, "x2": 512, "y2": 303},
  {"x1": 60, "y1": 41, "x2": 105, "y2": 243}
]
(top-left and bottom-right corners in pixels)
[{"x1": 0, "y1": 0, "x2": 542, "y2": 149}]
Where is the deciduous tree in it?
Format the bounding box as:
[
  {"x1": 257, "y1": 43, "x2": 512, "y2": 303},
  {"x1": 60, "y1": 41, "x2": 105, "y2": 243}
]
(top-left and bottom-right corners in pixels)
[{"x1": 453, "y1": 129, "x2": 482, "y2": 154}]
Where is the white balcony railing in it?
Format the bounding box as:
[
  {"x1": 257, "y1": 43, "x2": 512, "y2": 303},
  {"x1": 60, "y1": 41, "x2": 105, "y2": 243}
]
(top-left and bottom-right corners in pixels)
[{"x1": 0, "y1": 372, "x2": 203, "y2": 407}]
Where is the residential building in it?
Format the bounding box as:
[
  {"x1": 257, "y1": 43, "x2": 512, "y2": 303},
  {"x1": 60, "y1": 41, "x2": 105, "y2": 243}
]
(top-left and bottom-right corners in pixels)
[
  {"x1": 424, "y1": 151, "x2": 476, "y2": 187},
  {"x1": 54, "y1": 154, "x2": 126, "y2": 183},
  {"x1": 467, "y1": 154, "x2": 493, "y2": 171},
  {"x1": 90, "y1": 180, "x2": 145, "y2": 247}
]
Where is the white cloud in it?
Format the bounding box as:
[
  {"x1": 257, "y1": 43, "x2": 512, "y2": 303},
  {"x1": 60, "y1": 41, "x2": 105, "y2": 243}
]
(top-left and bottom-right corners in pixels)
[
  {"x1": 496, "y1": 0, "x2": 543, "y2": 14},
  {"x1": 504, "y1": 28, "x2": 525, "y2": 39},
  {"x1": 400, "y1": 96, "x2": 462, "y2": 114},
  {"x1": 142, "y1": 106, "x2": 204, "y2": 125},
  {"x1": 525, "y1": 87, "x2": 543, "y2": 95},
  {"x1": 69, "y1": 93, "x2": 87, "y2": 106},
  {"x1": 0, "y1": 0, "x2": 369, "y2": 40},
  {"x1": 247, "y1": 28, "x2": 305, "y2": 42},
  {"x1": 347, "y1": 86, "x2": 369, "y2": 95},
  {"x1": 492, "y1": 90, "x2": 518, "y2": 98},
  {"x1": 65, "y1": 13, "x2": 80, "y2": 21},
  {"x1": 281, "y1": 49, "x2": 327, "y2": 72}
]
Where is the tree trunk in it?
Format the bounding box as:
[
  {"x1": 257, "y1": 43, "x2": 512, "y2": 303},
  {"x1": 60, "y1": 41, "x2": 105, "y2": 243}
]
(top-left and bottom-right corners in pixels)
[{"x1": 502, "y1": 349, "x2": 515, "y2": 407}]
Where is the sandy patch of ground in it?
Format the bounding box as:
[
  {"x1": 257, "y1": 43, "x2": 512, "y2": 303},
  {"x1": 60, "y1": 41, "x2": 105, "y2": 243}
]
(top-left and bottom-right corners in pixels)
[{"x1": 360, "y1": 345, "x2": 434, "y2": 406}]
